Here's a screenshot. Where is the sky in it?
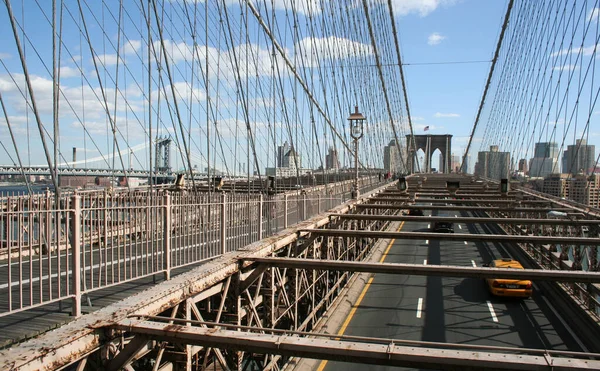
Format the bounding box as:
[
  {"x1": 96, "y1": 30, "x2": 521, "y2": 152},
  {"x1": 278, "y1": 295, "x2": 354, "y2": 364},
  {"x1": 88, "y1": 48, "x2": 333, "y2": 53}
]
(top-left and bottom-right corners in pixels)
[
  {"x1": 392, "y1": 0, "x2": 509, "y2": 170},
  {"x1": 3, "y1": 0, "x2": 594, "y2": 176}
]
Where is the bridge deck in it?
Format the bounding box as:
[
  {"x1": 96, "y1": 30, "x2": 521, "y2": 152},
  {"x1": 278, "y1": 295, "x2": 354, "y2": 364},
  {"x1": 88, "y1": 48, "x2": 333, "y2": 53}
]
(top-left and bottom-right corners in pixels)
[{"x1": 0, "y1": 263, "x2": 220, "y2": 348}]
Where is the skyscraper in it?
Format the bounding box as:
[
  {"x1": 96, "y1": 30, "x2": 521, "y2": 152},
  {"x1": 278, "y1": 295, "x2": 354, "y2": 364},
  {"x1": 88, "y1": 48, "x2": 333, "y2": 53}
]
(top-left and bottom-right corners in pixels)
[
  {"x1": 563, "y1": 139, "x2": 595, "y2": 175},
  {"x1": 534, "y1": 142, "x2": 559, "y2": 158},
  {"x1": 384, "y1": 139, "x2": 399, "y2": 172},
  {"x1": 325, "y1": 147, "x2": 339, "y2": 170},
  {"x1": 277, "y1": 141, "x2": 290, "y2": 168},
  {"x1": 474, "y1": 145, "x2": 510, "y2": 179},
  {"x1": 518, "y1": 158, "x2": 528, "y2": 173},
  {"x1": 460, "y1": 153, "x2": 470, "y2": 174},
  {"x1": 529, "y1": 142, "x2": 559, "y2": 178}
]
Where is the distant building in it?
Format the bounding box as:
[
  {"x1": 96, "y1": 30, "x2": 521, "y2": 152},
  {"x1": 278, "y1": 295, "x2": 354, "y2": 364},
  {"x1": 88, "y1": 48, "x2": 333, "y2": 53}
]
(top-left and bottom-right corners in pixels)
[
  {"x1": 277, "y1": 142, "x2": 290, "y2": 168},
  {"x1": 571, "y1": 174, "x2": 600, "y2": 208},
  {"x1": 266, "y1": 143, "x2": 305, "y2": 177},
  {"x1": 542, "y1": 173, "x2": 570, "y2": 198},
  {"x1": 518, "y1": 158, "x2": 528, "y2": 173},
  {"x1": 529, "y1": 142, "x2": 559, "y2": 178},
  {"x1": 383, "y1": 140, "x2": 399, "y2": 172},
  {"x1": 60, "y1": 176, "x2": 111, "y2": 188},
  {"x1": 282, "y1": 147, "x2": 301, "y2": 169},
  {"x1": 543, "y1": 173, "x2": 600, "y2": 208},
  {"x1": 460, "y1": 153, "x2": 470, "y2": 174},
  {"x1": 474, "y1": 145, "x2": 510, "y2": 179},
  {"x1": 563, "y1": 139, "x2": 595, "y2": 175},
  {"x1": 450, "y1": 155, "x2": 461, "y2": 173},
  {"x1": 325, "y1": 147, "x2": 340, "y2": 170},
  {"x1": 534, "y1": 142, "x2": 559, "y2": 158},
  {"x1": 530, "y1": 142, "x2": 559, "y2": 177}
]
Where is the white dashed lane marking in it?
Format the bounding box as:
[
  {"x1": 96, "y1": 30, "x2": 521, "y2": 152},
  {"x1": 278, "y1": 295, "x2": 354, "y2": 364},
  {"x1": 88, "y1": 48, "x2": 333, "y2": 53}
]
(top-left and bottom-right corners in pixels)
[
  {"x1": 487, "y1": 301, "x2": 499, "y2": 322},
  {"x1": 416, "y1": 298, "x2": 424, "y2": 318}
]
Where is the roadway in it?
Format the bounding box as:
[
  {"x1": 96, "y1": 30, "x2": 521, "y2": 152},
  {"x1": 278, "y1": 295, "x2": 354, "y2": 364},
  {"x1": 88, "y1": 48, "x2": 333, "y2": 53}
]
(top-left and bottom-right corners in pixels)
[{"x1": 322, "y1": 208, "x2": 586, "y2": 371}]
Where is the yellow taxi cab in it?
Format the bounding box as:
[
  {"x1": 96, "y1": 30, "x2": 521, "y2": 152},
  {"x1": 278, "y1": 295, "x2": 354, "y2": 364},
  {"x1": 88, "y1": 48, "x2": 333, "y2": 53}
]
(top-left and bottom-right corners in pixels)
[{"x1": 483, "y1": 258, "x2": 532, "y2": 298}]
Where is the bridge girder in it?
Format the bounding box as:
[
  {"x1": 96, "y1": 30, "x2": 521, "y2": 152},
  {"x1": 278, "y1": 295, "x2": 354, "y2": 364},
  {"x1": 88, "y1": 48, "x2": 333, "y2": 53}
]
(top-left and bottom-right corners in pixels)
[{"x1": 2, "y1": 175, "x2": 600, "y2": 370}]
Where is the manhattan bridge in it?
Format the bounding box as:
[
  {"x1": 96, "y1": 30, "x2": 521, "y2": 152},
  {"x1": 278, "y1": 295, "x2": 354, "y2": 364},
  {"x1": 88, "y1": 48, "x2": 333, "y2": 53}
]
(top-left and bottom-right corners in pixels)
[{"x1": 1, "y1": 1, "x2": 600, "y2": 370}]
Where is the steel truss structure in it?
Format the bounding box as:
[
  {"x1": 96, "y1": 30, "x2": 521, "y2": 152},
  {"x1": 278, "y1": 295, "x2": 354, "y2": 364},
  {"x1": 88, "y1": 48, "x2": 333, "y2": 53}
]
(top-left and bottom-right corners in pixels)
[{"x1": 2, "y1": 174, "x2": 600, "y2": 370}]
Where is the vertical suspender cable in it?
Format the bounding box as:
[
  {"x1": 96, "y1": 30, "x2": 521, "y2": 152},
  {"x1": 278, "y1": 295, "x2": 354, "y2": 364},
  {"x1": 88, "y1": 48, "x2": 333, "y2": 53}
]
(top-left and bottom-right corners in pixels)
[
  {"x1": 0, "y1": 93, "x2": 32, "y2": 194},
  {"x1": 76, "y1": 0, "x2": 130, "y2": 188},
  {"x1": 386, "y1": 0, "x2": 419, "y2": 173},
  {"x1": 243, "y1": 0, "x2": 360, "y2": 162},
  {"x1": 52, "y1": 0, "x2": 60, "y2": 199},
  {"x1": 461, "y1": 0, "x2": 515, "y2": 173},
  {"x1": 150, "y1": 0, "x2": 196, "y2": 188},
  {"x1": 361, "y1": 0, "x2": 407, "y2": 173},
  {"x1": 4, "y1": 0, "x2": 59, "y2": 194}
]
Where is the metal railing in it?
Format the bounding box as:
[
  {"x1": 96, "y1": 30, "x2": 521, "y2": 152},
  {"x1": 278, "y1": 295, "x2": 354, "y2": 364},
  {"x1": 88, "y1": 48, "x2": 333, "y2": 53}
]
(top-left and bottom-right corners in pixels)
[{"x1": 0, "y1": 176, "x2": 382, "y2": 316}]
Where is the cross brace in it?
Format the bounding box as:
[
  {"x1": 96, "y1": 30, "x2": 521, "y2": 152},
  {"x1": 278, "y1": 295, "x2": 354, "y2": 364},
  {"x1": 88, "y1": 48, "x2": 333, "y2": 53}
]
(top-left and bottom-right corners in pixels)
[
  {"x1": 113, "y1": 319, "x2": 600, "y2": 370},
  {"x1": 242, "y1": 257, "x2": 600, "y2": 283},
  {"x1": 301, "y1": 229, "x2": 600, "y2": 246}
]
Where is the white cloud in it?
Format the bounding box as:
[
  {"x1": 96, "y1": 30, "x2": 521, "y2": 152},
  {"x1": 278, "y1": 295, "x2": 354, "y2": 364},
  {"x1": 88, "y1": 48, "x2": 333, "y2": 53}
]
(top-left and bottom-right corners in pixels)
[
  {"x1": 0, "y1": 73, "x2": 143, "y2": 121},
  {"x1": 589, "y1": 7, "x2": 600, "y2": 22},
  {"x1": 551, "y1": 43, "x2": 599, "y2": 57},
  {"x1": 388, "y1": 0, "x2": 455, "y2": 17},
  {"x1": 0, "y1": 53, "x2": 10, "y2": 59},
  {"x1": 410, "y1": 116, "x2": 425, "y2": 121},
  {"x1": 272, "y1": 0, "x2": 322, "y2": 15},
  {"x1": 170, "y1": 81, "x2": 206, "y2": 102},
  {"x1": 428, "y1": 32, "x2": 446, "y2": 45},
  {"x1": 93, "y1": 53, "x2": 120, "y2": 66},
  {"x1": 451, "y1": 136, "x2": 472, "y2": 144},
  {"x1": 59, "y1": 66, "x2": 80, "y2": 78},
  {"x1": 434, "y1": 112, "x2": 459, "y2": 118},
  {"x1": 547, "y1": 119, "x2": 565, "y2": 126},
  {"x1": 172, "y1": 0, "x2": 324, "y2": 16},
  {"x1": 0, "y1": 114, "x2": 28, "y2": 126},
  {"x1": 552, "y1": 64, "x2": 579, "y2": 71},
  {"x1": 295, "y1": 36, "x2": 373, "y2": 67},
  {"x1": 123, "y1": 40, "x2": 141, "y2": 55}
]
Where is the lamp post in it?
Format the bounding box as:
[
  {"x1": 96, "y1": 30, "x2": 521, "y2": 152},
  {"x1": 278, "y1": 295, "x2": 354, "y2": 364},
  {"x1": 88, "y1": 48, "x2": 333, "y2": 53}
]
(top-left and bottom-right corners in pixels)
[{"x1": 348, "y1": 106, "x2": 365, "y2": 199}]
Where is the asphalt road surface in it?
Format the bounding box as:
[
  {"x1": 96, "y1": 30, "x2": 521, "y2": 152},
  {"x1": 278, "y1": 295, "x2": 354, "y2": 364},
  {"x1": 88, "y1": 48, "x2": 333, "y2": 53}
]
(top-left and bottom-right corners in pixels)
[{"x1": 322, "y1": 208, "x2": 586, "y2": 371}]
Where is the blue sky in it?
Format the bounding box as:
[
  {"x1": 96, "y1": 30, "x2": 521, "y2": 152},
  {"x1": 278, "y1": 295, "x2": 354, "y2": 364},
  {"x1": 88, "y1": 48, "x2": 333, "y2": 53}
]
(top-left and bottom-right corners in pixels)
[
  {"x1": 394, "y1": 0, "x2": 508, "y2": 170},
  {"x1": 2, "y1": 0, "x2": 595, "y2": 176}
]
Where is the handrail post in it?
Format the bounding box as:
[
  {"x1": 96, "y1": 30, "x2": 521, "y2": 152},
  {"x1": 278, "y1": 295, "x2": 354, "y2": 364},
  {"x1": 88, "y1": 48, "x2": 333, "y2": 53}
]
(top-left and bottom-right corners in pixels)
[
  {"x1": 163, "y1": 193, "x2": 171, "y2": 280},
  {"x1": 318, "y1": 193, "x2": 321, "y2": 214},
  {"x1": 284, "y1": 194, "x2": 288, "y2": 229},
  {"x1": 71, "y1": 194, "x2": 81, "y2": 317},
  {"x1": 329, "y1": 190, "x2": 333, "y2": 210},
  {"x1": 258, "y1": 194, "x2": 263, "y2": 240},
  {"x1": 220, "y1": 193, "x2": 227, "y2": 255},
  {"x1": 302, "y1": 192, "x2": 307, "y2": 220}
]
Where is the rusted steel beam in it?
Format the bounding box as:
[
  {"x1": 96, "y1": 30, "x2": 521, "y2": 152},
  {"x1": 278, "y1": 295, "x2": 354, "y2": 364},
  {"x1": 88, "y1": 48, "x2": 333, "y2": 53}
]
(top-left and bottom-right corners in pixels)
[
  {"x1": 106, "y1": 336, "x2": 150, "y2": 371},
  {"x1": 331, "y1": 214, "x2": 599, "y2": 226},
  {"x1": 371, "y1": 197, "x2": 550, "y2": 205},
  {"x1": 300, "y1": 229, "x2": 600, "y2": 246},
  {"x1": 356, "y1": 204, "x2": 573, "y2": 212},
  {"x1": 243, "y1": 257, "x2": 600, "y2": 283},
  {"x1": 113, "y1": 319, "x2": 600, "y2": 370}
]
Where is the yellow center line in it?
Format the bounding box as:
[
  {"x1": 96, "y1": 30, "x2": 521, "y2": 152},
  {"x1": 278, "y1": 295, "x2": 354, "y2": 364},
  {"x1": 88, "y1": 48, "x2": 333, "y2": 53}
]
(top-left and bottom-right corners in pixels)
[{"x1": 316, "y1": 221, "x2": 405, "y2": 371}]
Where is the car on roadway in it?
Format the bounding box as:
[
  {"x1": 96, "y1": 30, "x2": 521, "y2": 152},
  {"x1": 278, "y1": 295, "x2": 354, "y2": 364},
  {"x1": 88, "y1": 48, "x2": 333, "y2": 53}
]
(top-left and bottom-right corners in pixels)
[
  {"x1": 407, "y1": 208, "x2": 424, "y2": 216},
  {"x1": 483, "y1": 258, "x2": 532, "y2": 298},
  {"x1": 432, "y1": 220, "x2": 454, "y2": 233}
]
